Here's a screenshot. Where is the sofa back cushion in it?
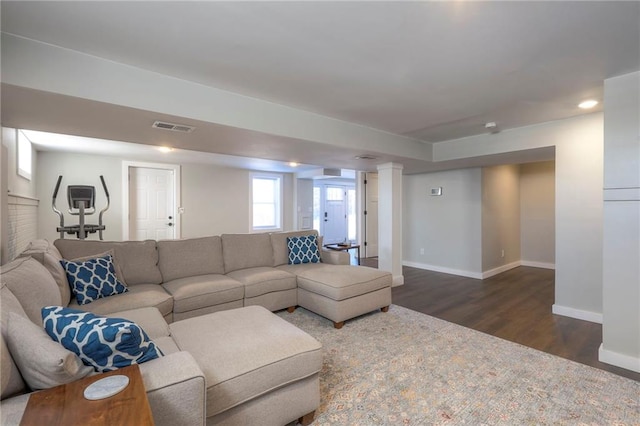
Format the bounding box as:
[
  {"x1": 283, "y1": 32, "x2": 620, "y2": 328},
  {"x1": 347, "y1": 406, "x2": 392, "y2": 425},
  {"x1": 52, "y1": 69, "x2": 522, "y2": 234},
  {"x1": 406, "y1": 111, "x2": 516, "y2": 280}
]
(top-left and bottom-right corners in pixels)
[
  {"x1": 221, "y1": 233, "x2": 273, "y2": 273},
  {"x1": 157, "y1": 236, "x2": 225, "y2": 281},
  {"x1": 270, "y1": 230, "x2": 320, "y2": 266},
  {"x1": 19, "y1": 239, "x2": 71, "y2": 306},
  {"x1": 0, "y1": 257, "x2": 61, "y2": 325},
  {"x1": 54, "y1": 239, "x2": 162, "y2": 285}
]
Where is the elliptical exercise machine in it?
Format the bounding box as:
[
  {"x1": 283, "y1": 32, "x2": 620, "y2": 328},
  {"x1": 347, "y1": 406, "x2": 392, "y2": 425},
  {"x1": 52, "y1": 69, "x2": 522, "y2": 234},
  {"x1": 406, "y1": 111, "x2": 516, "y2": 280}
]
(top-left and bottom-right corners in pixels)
[{"x1": 52, "y1": 175, "x2": 110, "y2": 240}]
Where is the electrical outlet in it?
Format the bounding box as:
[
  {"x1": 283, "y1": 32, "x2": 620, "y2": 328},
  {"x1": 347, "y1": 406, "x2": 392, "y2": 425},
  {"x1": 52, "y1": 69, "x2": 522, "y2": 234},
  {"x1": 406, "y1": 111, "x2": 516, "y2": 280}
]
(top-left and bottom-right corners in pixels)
[
  {"x1": 420, "y1": 248, "x2": 425, "y2": 255},
  {"x1": 501, "y1": 249, "x2": 505, "y2": 258}
]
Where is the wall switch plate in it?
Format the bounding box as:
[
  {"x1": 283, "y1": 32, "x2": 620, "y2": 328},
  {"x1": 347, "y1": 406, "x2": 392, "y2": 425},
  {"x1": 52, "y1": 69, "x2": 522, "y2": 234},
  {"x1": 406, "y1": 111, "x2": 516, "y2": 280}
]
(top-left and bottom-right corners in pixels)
[
  {"x1": 420, "y1": 248, "x2": 425, "y2": 255},
  {"x1": 430, "y1": 187, "x2": 442, "y2": 196}
]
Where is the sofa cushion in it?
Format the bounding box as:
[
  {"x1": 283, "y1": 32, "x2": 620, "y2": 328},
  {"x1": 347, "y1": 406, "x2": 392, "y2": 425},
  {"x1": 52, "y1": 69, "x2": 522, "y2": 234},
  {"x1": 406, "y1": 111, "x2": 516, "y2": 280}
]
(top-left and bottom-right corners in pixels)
[
  {"x1": 0, "y1": 257, "x2": 61, "y2": 325},
  {"x1": 42, "y1": 306, "x2": 163, "y2": 373},
  {"x1": 54, "y1": 239, "x2": 162, "y2": 285},
  {"x1": 226, "y1": 267, "x2": 297, "y2": 298},
  {"x1": 19, "y1": 239, "x2": 71, "y2": 306},
  {"x1": 1, "y1": 334, "x2": 25, "y2": 399},
  {"x1": 157, "y1": 236, "x2": 225, "y2": 281},
  {"x1": 61, "y1": 254, "x2": 128, "y2": 305},
  {"x1": 106, "y1": 307, "x2": 171, "y2": 340},
  {"x1": 287, "y1": 235, "x2": 321, "y2": 264},
  {"x1": 270, "y1": 230, "x2": 319, "y2": 267},
  {"x1": 221, "y1": 233, "x2": 273, "y2": 273},
  {"x1": 0, "y1": 284, "x2": 28, "y2": 398},
  {"x1": 169, "y1": 306, "x2": 322, "y2": 417},
  {"x1": 162, "y1": 274, "x2": 244, "y2": 314},
  {"x1": 68, "y1": 284, "x2": 173, "y2": 319},
  {"x1": 6, "y1": 312, "x2": 92, "y2": 390},
  {"x1": 280, "y1": 264, "x2": 392, "y2": 301}
]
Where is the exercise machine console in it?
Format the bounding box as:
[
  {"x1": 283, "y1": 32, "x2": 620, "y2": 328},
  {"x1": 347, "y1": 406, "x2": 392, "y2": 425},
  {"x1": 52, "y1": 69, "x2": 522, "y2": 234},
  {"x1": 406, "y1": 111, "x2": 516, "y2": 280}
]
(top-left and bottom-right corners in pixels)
[{"x1": 52, "y1": 175, "x2": 110, "y2": 240}]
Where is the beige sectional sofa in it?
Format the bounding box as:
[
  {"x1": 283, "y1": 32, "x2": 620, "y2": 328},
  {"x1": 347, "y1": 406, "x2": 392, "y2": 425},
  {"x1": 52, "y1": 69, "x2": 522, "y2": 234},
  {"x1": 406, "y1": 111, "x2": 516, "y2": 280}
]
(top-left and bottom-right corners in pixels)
[{"x1": 1, "y1": 230, "x2": 392, "y2": 425}]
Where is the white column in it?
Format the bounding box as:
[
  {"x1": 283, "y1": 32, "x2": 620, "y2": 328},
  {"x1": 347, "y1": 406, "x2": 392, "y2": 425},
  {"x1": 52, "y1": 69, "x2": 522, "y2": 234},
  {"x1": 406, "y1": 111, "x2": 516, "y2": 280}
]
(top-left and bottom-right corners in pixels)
[
  {"x1": 600, "y1": 71, "x2": 640, "y2": 373},
  {"x1": 377, "y1": 162, "x2": 404, "y2": 286}
]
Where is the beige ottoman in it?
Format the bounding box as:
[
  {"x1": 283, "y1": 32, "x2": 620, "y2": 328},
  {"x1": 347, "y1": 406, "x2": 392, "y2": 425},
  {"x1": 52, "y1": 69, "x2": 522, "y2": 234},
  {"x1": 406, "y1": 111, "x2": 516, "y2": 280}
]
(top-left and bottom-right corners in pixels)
[
  {"x1": 169, "y1": 306, "x2": 322, "y2": 426},
  {"x1": 283, "y1": 264, "x2": 392, "y2": 329}
]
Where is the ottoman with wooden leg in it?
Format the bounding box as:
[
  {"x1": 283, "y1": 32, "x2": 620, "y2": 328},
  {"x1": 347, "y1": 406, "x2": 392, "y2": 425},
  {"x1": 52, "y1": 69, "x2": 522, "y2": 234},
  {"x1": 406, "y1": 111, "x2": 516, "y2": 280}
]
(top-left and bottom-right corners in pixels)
[{"x1": 279, "y1": 263, "x2": 392, "y2": 329}]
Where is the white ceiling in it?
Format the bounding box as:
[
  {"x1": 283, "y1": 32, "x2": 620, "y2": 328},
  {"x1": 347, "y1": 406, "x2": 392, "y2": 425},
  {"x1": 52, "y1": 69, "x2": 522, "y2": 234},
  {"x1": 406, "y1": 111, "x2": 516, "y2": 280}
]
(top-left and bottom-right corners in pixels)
[{"x1": 1, "y1": 1, "x2": 639, "y2": 172}]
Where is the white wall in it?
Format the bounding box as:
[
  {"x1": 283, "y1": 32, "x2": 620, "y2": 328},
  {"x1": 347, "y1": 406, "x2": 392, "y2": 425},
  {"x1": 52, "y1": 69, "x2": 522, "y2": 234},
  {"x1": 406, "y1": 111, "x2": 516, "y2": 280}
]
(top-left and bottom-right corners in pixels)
[
  {"x1": 403, "y1": 168, "x2": 483, "y2": 278},
  {"x1": 433, "y1": 113, "x2": 603, "y2": 321},
  {"x1": 36, "y1": 151, "x2": 296, "y2": 242},
  {"x1": 600, "y1": 71, "x2": 640, "y2": 373},
  {"x1": 520, "y1": 161, "x2": 555, "y2": 267},
  {"x1": 180, "y1": 164, "x2": 251, "y2": 236},
  {"x1": 481, "y1": 164, "x2": 521, "y2": 273},
  {"x1": 2, "y1": 127, "x2": 39, "y2": 262},
  {"x1": 37, "y1": 152, "x2": 123, "y2": 241},
  {"x1": 553, "y1": 115, "x2": 603, "y2": 322}
]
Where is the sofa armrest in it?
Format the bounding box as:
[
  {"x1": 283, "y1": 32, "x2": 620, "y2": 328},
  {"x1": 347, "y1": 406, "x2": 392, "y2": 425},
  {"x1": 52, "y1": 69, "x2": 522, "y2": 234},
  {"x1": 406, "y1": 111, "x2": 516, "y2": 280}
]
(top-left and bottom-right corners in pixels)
[
  {"x1": 1, "y1": 393, "x2": 30, "y2": 426},
  {"x1": 321, "y1": 249, "x2": 350, "y2": 265},
  {"x1": 139, "y1": 351, "x2": 206, "y2": 426}
]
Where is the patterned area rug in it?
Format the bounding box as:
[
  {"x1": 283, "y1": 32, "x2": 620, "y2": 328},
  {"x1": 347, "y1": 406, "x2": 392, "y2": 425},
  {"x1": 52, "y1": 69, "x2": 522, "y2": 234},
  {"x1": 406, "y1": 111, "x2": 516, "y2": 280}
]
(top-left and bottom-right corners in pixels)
[{"x1": 278, "y1": 305, "x2": 640, "y2": 425}]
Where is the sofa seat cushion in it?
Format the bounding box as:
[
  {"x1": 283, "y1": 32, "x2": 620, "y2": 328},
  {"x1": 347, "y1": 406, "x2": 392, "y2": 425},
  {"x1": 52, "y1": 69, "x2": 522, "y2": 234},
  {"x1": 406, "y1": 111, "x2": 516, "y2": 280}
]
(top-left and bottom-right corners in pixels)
[
  {"x1": 68, "y1": 284, "x2": 173, "y2": 318},
  {"x1": 226, "y1": 267, "x2": 296, "y2": 298},
  {"x1": 278, "y1": 264, "x2": 392, "y2": 301},
  {"x1": 162, "y1": 274, "x2": 244, "y2": 314},
  {"x1": 106, "y1": 307, "x2": 171, "y2": 340},
  {"x1": 169, "y1": 306, "x2": 322, "y2": 417}
]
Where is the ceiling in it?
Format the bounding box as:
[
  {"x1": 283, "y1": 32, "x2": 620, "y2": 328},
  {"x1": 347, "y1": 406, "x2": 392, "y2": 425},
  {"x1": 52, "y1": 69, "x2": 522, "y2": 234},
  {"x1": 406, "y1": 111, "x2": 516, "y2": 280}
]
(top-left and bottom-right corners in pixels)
[{"x1": 1, "y1": 1, "x2": 639, "y2": 173}]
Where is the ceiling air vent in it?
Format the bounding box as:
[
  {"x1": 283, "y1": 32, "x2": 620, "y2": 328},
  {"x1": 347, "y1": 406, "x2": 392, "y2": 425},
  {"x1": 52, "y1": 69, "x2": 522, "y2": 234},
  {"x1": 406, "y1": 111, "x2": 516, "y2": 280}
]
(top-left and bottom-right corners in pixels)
[
  {"x1": 354, "y1": 155, "x2": 377, "y2": 160},
  {"x1": 152, "y1": 121, "x2": 195, "y2": 133}
]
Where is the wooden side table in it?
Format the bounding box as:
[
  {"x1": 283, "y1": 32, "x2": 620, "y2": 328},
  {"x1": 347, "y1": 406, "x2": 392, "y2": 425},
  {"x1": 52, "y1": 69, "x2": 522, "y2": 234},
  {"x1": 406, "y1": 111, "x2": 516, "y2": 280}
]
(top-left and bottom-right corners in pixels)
[
  {"x1": 20, "y1": 364, "x2": 154, "y2": 426},
  {"x1": 324, "y1": 243, "x2": 361, "y2": 265}
]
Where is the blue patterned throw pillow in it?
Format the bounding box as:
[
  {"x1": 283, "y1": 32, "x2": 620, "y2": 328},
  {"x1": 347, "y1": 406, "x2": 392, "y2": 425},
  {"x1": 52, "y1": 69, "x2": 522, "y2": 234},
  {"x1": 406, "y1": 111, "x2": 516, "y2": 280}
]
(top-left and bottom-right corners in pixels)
[
  {"x1": 287, "y1": 235, "x2": 321, "y2": 264},
  {"x1": 41, "y1": 306, "x2": 163, "y2": 372},
  {"x1": 60, "y1": 254, "x2": 127, "y2": 305}
]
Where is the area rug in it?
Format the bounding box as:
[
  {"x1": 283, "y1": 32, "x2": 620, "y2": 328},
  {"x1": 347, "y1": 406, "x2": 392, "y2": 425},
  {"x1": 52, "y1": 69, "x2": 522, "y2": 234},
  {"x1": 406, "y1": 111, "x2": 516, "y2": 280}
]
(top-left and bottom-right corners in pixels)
[{"x1": 277, "y1": 305, "x2": 640, "y2": 425}]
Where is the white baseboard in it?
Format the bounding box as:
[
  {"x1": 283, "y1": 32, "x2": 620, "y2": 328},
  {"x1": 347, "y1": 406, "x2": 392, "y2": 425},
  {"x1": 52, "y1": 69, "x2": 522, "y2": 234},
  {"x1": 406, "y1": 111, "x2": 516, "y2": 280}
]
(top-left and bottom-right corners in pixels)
[
  {"x1": 402, "y1": 261, "x2": 483, "y2": 279},
  {"x1": 392, "y1": 275, "x2": 405, "y2": 287},
  {"x1": 521, "y1": 260, "x2": 555, "y2": 270},
  {"x1": 599, "y1": 343, "x2": 640, "y2": 373},
  {"x1": 482, "y1": 261, "x2": 521, "y2": 279},
  {"x1": 552, "y1": 304, "x2": 602, "y2": 324}
]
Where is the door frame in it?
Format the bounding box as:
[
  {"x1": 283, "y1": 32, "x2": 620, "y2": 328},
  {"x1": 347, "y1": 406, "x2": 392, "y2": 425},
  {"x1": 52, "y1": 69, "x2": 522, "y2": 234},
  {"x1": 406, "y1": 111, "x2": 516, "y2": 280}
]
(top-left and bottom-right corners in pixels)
[{"x1": 122, "y1": 161, "x2": 181, "y2": 240}]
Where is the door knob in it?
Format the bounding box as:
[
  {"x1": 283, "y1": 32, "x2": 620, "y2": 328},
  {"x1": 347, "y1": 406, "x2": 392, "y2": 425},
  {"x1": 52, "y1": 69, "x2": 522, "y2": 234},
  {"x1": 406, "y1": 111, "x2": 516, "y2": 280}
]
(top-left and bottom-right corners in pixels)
[
  {"x1": 167, "y1": 223, "x2": 174, "y2": 227},
  {"x1": 168, "y1": 215, "x2": 173, "y2": 219}
]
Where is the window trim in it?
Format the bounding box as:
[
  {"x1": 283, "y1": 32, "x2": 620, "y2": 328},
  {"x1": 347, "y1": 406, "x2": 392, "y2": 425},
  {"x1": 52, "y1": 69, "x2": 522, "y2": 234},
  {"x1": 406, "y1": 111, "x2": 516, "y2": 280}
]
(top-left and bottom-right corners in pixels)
[{"x1": 250, "y1": 172, "x2": 283, "y2": 232}]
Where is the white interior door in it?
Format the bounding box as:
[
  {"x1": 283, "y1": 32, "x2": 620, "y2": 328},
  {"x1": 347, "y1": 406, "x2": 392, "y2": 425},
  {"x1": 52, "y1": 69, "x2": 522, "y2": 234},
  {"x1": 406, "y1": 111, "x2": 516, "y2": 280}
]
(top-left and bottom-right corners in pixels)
[
  {"x1": 364, "y1": 173, "x2": 379, "y2": 257},
  {"x1": 129, "y1": 167, "x2": 175, "y2": 240},
  {"x1": 323, "y1": 185, "x2": 348, "y2": 244}
]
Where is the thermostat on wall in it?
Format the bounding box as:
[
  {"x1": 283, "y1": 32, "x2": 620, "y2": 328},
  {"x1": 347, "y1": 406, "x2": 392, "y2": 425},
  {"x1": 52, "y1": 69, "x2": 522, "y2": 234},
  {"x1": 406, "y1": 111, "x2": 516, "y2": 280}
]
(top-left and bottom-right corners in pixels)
[{"x1": 430, "y1": 187, "x2": 442, "y2": 196}]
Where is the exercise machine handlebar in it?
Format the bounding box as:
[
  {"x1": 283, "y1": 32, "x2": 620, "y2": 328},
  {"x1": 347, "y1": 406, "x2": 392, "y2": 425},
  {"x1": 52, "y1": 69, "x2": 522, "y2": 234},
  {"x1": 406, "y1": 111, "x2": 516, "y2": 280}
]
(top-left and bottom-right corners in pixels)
[
  {"x1": 98, "y1": 176, "x2": 110, "y2": 240},
  {"x1": 52, "y1": 176, "x2": 65, "y2": 239}
]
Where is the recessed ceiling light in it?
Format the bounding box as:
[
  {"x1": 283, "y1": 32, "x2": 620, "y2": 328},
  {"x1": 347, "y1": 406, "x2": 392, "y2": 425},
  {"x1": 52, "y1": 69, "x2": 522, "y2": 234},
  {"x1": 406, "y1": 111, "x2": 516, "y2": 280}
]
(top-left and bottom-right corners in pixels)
[
  {"x1": 578, "y1": 100, "x2": 598, "y2": 109},
  {"x1": 158, "y1": 146, "x2": 173, "y2": 153},
  {"x1": 288, "y1": 162, "x2": 299, "y2": 167}
]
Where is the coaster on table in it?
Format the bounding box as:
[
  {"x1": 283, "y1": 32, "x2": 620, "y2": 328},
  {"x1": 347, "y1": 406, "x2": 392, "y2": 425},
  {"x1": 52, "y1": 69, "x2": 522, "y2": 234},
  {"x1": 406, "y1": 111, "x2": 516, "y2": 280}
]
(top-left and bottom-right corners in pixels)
[{"x1": 83, "y1": 375, "x2": 130, "y2": 400}]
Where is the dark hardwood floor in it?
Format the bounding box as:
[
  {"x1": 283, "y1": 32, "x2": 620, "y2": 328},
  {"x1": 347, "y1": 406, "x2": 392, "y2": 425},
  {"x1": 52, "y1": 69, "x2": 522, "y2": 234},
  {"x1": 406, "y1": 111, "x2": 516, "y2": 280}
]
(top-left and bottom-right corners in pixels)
[{"x1": 360, "y1": 257, "x2": 640, "y2": 382}]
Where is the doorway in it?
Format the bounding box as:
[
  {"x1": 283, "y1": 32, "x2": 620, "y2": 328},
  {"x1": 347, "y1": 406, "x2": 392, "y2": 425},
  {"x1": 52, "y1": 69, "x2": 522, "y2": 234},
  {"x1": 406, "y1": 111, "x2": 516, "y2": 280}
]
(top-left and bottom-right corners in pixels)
[
  {"x1": 122, "y1": 161, "x2": 181, "y2": 240},
  {"x1": 313, "y1": 182, "x2": 356, "y2": 244}
]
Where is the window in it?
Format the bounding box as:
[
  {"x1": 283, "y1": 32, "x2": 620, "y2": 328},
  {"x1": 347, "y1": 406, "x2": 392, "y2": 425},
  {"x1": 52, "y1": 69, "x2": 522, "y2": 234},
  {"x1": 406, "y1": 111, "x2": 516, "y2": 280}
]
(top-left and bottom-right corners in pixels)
[
  {"x1": 251, "y1": 173, "x2": 283, "y2": 231},
  {"x1": 17, "y1": 130, "x2": 32, "y2": 180}
]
